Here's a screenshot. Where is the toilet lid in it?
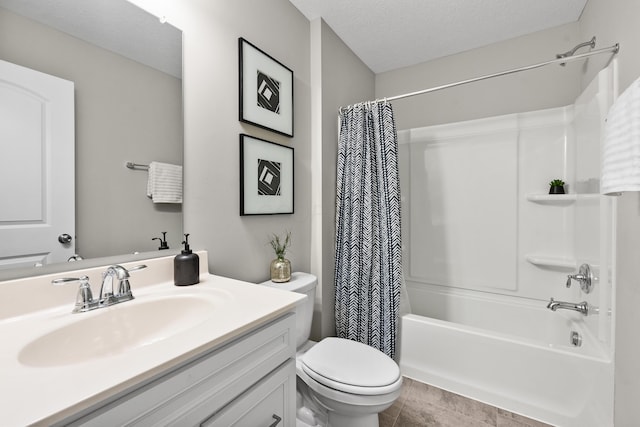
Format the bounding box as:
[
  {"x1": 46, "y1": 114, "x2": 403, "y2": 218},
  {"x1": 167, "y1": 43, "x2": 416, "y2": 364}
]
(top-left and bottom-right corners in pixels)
[{"x1": 301, "y1": 337, "x2": 401, "y2": 394}]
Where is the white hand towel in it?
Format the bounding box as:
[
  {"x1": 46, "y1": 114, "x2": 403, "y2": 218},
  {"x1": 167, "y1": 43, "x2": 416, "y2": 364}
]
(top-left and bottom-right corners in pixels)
[
  {"x1": 147, "y1": 161, "x2": 183, "y2": 203},
  {"x1": 601, "y1": 76, "x2": 640, "y2": 195}
]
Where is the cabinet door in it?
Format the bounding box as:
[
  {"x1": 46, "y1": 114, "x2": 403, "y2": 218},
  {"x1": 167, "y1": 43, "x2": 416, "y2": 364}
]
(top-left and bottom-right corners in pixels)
[{"x1": 202, "y1": 359, "x2": 295, "y2": 427}]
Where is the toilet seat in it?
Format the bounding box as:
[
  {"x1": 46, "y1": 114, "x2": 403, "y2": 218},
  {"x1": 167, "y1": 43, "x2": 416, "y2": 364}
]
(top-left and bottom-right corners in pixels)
[{"x1": 301, "y1": 337, "x2": 401, "y2": 396}]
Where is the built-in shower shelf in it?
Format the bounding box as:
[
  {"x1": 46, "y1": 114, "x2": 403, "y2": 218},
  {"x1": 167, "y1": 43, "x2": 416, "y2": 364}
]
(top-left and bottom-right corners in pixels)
[
  {"x1": 525, "y1": 255, "x2": 577, "y2": 270},
  {"x1": 526, "y1": 193, "x2": 600, "y2": 204}
]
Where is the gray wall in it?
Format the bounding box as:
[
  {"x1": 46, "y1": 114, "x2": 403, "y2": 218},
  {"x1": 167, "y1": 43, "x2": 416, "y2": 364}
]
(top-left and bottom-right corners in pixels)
[
  {"x1": 579, "y1": 1, "x2": 640, "y2": 425},
  {"x1": 375, "y1": 22, "x2": 582, "y2": 129},
  {"x1": 312, "y1": 18, "x2": 375, "y2": 339},
  {"x1": 0, "y1": 7, "x2": 183, "y2": 258},
  {"x1": 165, "y1": 0, "x2": 312, "y2": 283}
]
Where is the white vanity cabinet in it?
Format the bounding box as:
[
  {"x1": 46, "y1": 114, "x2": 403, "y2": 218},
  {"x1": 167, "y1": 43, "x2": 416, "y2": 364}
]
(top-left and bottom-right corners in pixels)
[{"x1": 59, "y1": 313, "x2": 296, "y2": 427}]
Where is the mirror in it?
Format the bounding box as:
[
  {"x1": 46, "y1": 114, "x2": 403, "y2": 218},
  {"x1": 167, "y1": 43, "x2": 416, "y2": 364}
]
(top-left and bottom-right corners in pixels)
[{"x1": 0, "y1": 0, "x2": 183, "y2": 275}]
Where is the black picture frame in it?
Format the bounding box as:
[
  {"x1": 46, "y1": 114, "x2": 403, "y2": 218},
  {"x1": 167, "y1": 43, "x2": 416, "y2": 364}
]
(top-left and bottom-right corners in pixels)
[
  {"x1": 239, "y1": 37, "x2": 294, "y2": 137},
  {"x1": 240, "y1": 134, "x2": 294, "y2": 215}
]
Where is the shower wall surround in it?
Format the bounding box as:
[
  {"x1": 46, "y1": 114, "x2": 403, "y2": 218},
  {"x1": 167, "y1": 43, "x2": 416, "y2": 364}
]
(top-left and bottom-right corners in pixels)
[{"x1": 399, "y1": 63, "x2": 615, "y2": 349}]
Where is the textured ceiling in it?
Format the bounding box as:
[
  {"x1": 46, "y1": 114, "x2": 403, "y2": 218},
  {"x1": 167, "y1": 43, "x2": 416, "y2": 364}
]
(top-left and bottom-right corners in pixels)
[
  {"x1": 1, "y1": 1, "x2": 588, "y2": 77},
  {"x1": 289, "y1": 0, "x2": 588, "y2": 73},
  {"x1": 0, "y1": 0, "x2": 182, "y2": 78}
]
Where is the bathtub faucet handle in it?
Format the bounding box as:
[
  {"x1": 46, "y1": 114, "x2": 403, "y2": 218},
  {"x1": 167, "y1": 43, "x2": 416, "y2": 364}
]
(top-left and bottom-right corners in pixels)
[
  {"x1": 566, "y1": 263, "x2": 593, "y2": 294},
  {"x1": 566, "y1": 272, "x2": 586, "y2": 287}
]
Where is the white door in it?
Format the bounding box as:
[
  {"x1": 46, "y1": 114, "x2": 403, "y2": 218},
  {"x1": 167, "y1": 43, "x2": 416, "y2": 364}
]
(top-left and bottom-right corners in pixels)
[{"x1": 0, "y1": 59, "x2": 75, "y2": 269}]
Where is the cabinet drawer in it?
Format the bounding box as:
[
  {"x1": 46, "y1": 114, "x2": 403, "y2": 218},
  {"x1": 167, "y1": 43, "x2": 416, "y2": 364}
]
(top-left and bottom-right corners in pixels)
[
  {"x1": 202, "y1": 359, "x2": 295, "y2": 427},
  {"x1": 63, "y1": 313, "x2": 295, "y2": 426}
]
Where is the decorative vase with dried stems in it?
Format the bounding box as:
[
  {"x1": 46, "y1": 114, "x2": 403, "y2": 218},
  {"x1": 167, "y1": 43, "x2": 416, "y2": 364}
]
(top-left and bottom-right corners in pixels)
[{"x1": 269, "y1": 231, "x2": 291, "y2": 282}]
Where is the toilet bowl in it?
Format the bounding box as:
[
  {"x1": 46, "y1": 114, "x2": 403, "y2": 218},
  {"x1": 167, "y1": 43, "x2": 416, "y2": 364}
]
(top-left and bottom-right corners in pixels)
[{"x1": 261, "y1": 273, "x2": 402, "y2": 427}]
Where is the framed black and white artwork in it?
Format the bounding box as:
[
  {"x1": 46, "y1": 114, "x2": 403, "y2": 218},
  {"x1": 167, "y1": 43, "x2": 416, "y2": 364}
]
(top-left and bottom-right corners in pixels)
[
  {"x1": 240, "y1": 134, "x2": 294, "y2": 215},
  {"x1": 239, "y1": 37, "x2": 294, "y2": 137}
]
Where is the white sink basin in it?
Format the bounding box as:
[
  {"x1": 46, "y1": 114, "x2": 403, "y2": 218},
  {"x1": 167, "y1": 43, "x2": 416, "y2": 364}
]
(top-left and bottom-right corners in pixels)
[{"x1": 19, "y1": 294, "x2": 220, "y2": 367}]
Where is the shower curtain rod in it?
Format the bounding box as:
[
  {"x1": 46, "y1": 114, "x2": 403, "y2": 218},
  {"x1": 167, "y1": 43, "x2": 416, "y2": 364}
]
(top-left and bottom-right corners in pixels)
[{"x1": 369, "y1": 43, "x2": 620, "y2": 104}]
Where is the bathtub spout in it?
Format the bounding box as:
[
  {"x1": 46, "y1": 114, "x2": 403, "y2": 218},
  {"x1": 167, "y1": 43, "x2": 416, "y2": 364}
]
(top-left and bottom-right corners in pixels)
[{"x1": 546, "y1": 298, "x2": 589, "y2": 315}]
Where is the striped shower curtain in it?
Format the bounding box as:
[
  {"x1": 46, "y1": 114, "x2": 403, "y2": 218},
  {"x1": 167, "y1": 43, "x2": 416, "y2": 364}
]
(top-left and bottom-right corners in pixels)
[{"x1": 334, "y1": 100, "x2": 403, "y2": 359}]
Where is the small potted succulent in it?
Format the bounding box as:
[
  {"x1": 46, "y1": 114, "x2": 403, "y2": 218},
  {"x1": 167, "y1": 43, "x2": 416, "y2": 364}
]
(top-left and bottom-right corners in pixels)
[
  {"x1": 549, "y1": 179, "x2": 566, "y2": 194},
  {"x1": 269, "y1": 231, "x2": 291, "y2": 283}
]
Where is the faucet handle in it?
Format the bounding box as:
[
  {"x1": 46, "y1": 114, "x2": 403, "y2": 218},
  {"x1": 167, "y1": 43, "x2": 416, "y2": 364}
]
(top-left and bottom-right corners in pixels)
[
  {"x1": 566, "y1": 272, "x2": 587, "y2": 287},
  {"x1": 566, "y1": 263, "x2": 593, "y2": 294},
  {"x1": 128, "y1": 264, "x2": 147, "y2": 272},
  {"x1": 52, "y1": 276, "x2": 96, "y2": 313},
  {"x1": 117, "y1": 265, "x2": 147, "y2": 301}
]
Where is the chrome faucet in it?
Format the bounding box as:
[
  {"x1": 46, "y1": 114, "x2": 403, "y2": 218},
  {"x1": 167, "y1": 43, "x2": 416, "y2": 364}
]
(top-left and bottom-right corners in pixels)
[
  {"x1": 100, "y1": 265, "x2": 133, "y2": 304},
  {"x1": 52, "y1": 264, "x2": 146, "y2": 313},
  {"x1": 546, "y1": 298, "x2": 589, "y2": 315}
]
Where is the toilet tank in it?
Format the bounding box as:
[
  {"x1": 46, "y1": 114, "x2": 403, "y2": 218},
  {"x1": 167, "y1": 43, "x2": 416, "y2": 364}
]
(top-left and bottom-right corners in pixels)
[{"x1": 261, "y1": 272, "x2": 317, "y2": 349}]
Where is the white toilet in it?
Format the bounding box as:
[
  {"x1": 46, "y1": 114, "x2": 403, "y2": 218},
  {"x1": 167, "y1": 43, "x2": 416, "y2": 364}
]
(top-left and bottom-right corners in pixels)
[{"x1": 262, "y1": 272, "x2": 402, "y2": 427}]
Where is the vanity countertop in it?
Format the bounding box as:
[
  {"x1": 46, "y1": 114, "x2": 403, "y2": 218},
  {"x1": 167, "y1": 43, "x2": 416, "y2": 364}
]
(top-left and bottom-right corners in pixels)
[{"x1": 0, "y1": 253, "x2": 303, "y2": 426}]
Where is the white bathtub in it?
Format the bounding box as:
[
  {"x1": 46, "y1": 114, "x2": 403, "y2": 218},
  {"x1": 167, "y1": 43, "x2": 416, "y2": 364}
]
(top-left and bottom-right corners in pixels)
[{"x1": 399, "y1": 284, "x2": 613, "y2": 427}]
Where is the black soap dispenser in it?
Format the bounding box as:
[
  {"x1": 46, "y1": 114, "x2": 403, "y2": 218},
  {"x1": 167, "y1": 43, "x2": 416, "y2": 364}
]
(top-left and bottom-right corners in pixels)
[
  {"x1": 152, "y1": 231, "x2": 170, "y2": 250},
  {"x1": 174, "y1": 234, "x2": 199, "y2": 286}
]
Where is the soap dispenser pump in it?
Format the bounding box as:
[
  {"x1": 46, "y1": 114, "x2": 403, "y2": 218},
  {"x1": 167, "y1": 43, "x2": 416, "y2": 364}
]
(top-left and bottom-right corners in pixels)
[{"x1": 174, "y1": 234, "x2": 199, "y2": 286}]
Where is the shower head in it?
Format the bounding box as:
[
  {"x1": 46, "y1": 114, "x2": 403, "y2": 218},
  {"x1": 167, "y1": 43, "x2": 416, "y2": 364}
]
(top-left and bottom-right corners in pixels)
[{"x1": 556, "y1": 37, "x2": 596, "y2": 66}]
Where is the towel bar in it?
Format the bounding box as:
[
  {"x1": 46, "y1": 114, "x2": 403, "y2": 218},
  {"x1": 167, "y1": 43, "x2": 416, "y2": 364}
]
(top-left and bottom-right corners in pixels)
[{"x1": 126, "y1": 161, "x2": 149, "y2": 171}]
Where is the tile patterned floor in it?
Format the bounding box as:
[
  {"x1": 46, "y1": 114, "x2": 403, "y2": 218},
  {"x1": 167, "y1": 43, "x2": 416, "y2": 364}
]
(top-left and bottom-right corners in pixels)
[{"x1": 379, "y1": 377, "x2": 553, "y2": 427}]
